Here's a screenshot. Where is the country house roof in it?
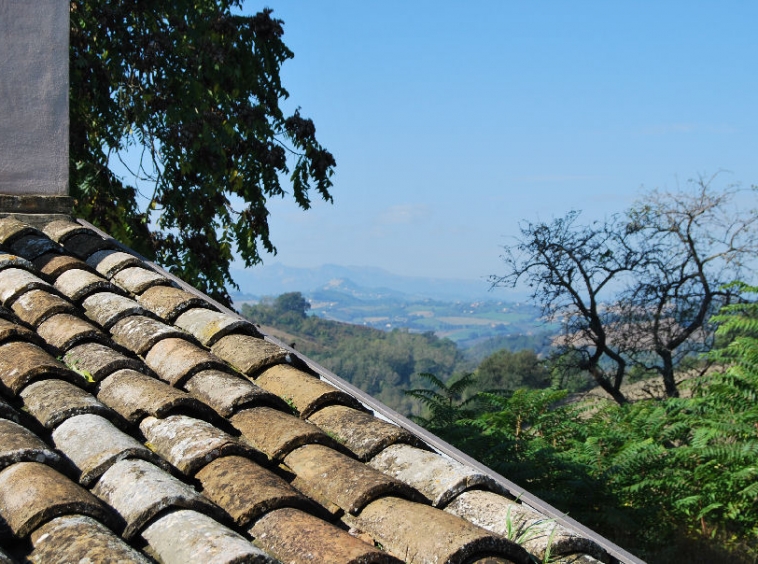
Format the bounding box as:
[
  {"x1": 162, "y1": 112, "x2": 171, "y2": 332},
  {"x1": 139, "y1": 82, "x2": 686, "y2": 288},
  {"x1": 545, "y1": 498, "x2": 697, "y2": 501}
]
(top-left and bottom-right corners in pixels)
[{"x1": 0, "y1": 215, "x2": 644, "y2": 564}]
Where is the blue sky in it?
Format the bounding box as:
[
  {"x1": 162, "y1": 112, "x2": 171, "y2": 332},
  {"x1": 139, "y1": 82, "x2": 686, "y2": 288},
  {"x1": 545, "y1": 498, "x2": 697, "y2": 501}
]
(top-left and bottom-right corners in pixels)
[{"x1": 235, "y1": 1, "x2": 758, "y2": 286}]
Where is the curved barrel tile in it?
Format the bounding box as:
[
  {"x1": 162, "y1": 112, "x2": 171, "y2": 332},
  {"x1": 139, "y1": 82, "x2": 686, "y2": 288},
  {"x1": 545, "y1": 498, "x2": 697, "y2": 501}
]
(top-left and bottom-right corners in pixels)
[{"x1": 369, "y1": 443, "x2": 509, "y2": 507}]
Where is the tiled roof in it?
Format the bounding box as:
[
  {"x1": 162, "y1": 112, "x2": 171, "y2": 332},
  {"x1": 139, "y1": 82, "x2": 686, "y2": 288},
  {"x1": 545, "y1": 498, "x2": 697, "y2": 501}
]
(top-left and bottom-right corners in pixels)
[{"x1": 0, "y1": 215, "x2": 643, "y2": 564}]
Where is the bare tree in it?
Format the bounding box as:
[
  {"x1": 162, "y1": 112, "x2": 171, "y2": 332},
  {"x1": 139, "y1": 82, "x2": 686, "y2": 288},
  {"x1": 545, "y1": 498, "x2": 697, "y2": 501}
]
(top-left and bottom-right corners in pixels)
[
  {"x1": 619, "y1": 175, "x2": 758, "y2": 397},
  {"x1": 493, "y1": 174, "x2": 757, "y2": 404}
]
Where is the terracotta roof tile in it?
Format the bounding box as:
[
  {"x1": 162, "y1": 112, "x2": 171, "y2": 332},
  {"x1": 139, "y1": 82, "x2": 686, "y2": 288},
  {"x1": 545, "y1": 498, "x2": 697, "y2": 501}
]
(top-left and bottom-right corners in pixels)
[
  {"x1": 345, "y1": 496, "x2": 533, "y2": 564},
  {"x1": 97, "y1": 368, "x2": 213, "y2": 424},
  {"x1": 175, "y1": 307, "x2": 259, "y2": 345},
  {"x1": 82, "y1": 291, "x2": 149, "y2": 329},
  {"x1": 140, "y1": 509, "x2": 276, "y2": 564},
  {"x1": 210, "y1": 333, "x2": 288, "y2": 376},
  {"x1": 0, "y1": 418, "x2": 62, "y2": 470},
  {"x1": 11, "y1": 288, "x2": 76, "y2": 327},
  {"x1": 255, "y1": 364, "x2": 363, "y2": 418},
  {"x1": 109, "y1": 315, "x2": 188, "y2": 355},
  {"x1": 92, "y1": 458, "x2": 222, "y2": 539},
  {"x1": 445, "y1": 490, "x2": 610, "y2": 562},
  {"x1": 0, "y1": 461, "x2": 115, "y2": 537},
  {"x1": 368, "y1": 443, "x2": 509, "y2": 507},
  {"x1": 138, "y1": 286, "x2": 214, "y2": 322},
  {"x1": 53, "y1": 268, "x2": 119, "y2": 301},
  {"x1": 0, "y1": 217, "x2": 639, "y2": 564},
  {"x1": 0, "y1": 341, "x2": 81, "y2": 394},
  {"x1": 250, "y1": 507, "x2": 401, "y2": 564},
  {"x1": 0, "y1": 268, "x2": 52, "y2": 307},
  {"x1": 33, "y1": 252, "x2": 91, "y2": 279},
  {"x1": 0, "y1": 217, "x2": 38, "y2": 246},
  {"x1": 63, "y1": 342, "x2": 144, "y2": 382},
  {"x1": 232, "y1": 406, "x2": 339, "y2": 462},
  {"x1": 19, "y1": 378, "x2": 113, "y2": 429},
  {"x1": 0, "y1": 253, "x2": 35, "y2": 271},
  {"x1": 308, "y1": 404, "x2": 426, "y2": 461},
  {"x1": 196, "y1": 455, "x2": 311, "y2": 527},
  {"x1": 86, "y1": 249, "x2": 143, "y2": 278},
  {"x1": 36, "y1": 312, "x2": 107, "y2": 351},
  {"x1": 0, "y1": 316, "x2": 38, "y2": 344},
  {"x1": 59, "y1": 231, "x2": 116, "y2": 259},
  {"x1": 184, "y1": 369, "x2": 288, "y2": 417},
  {"x1": 52, "y1": 413, "x2": 167, "y2": 486},
  {"x1": 41, "y1": 219, "x2": 90, "y2": 243},
  {"x1": 9, "y1": 234, "x2": 59, "y2": 261},
  {"x1": 112, "y1": 265, "x2": 171, "y2": 293},
  {"x1": 284, "y1": 443, "x2": 423, "y2": 515},
  {"x1": 140, "y1": 414, "x2": 263, "y2": 475},
  {"x1": 29, "y1": 514, "x2": 154, "y2": 564},
  {"x1": 145, "y1": 337, "x2": 229, "y2": 386}
]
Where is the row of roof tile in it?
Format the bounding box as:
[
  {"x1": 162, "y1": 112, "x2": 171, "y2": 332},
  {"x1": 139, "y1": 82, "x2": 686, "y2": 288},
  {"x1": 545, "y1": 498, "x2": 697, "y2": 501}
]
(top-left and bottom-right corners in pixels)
[{"x1": 0, "y1": 216, "x2": 619, "y2": 564}]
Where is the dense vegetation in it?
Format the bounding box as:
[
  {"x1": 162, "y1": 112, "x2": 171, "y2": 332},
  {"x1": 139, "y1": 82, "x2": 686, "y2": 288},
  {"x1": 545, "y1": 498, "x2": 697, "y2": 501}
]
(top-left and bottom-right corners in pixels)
[{"x1": 407, "y1": 288, "x2": 758, "y2": 563}]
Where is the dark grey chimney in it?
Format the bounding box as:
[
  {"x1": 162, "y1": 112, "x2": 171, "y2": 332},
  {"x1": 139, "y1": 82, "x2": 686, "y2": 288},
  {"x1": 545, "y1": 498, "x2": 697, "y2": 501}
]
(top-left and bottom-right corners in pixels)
[{"x1": 0, "y1": 0, "x2": 72, "y2": 222}]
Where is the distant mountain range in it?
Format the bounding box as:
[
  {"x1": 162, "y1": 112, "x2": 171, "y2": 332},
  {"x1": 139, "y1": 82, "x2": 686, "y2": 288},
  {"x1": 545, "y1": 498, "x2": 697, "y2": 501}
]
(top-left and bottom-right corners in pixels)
[{"x1": 231, "y1": 263, "x2": 527, "y2": 302}]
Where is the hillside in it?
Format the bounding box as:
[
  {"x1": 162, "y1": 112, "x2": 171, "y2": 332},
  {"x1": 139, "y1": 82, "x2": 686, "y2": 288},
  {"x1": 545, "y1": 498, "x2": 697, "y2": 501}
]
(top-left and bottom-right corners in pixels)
[{"x1": 239, "y1": 295, "x2": 472, "y2": 415}]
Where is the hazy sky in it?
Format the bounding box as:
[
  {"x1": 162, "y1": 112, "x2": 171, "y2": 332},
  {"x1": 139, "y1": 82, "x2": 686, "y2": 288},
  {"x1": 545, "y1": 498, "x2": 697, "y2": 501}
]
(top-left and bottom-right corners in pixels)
[{"x1": 236, "y1": 1, "x2": 758, "y2": 284}]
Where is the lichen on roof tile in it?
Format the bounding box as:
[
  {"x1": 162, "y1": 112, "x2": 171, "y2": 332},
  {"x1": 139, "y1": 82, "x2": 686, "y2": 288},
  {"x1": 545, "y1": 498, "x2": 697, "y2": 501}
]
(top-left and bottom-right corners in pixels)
[
  {"x1": 0, "y1": 268, "x2": 53, "y2": 307},
  {"x1": 140, "y1": 414, "x2": 263, "y2": 475},
  {"x1": 0, "y1": 461, "x2": 114, "y2": 538},
  {"x1": 53, "y1": 268, "x2": 118, "y2": 302},
  {"x1": 344, "y1": 496, "x2": 533, "y2": 564},
  {"x1": 11, "y1": 288, "x2": 76, "y2": 327},
  {"x1": 86, "y1": 249, "x2": 143, "y2": 278},
  {"x1": 37, "y1": 312, "x2": 107, "y2": 351},
  {"x1": 0, "y1": 341, "x2": 81, "y2": 395},
  {"x1": 82, "y1": 292, "x2": 148, "y2": 329},
  {"x1": 231, "y1": 406, "x2": 337, "y2": 462},
  {"x1": 145, "y1": 337, "x2": 229, "y2": 387},
  {"x1": 29, "y1": 514, "x2": 154, "y2": 564},
  {"x1": 196, "y1": 455, "x2": 311, "y2": 527},
  {"x1": 19, "y1": 378, "x2": 114, "y2": 429},
  {"x1": 0, "y1": 316, "x2": 39, "y2": 345},
  {"x1": 53, "y1": 413, "x2": 168, "y2": 487},
  {"x1": 138, "y1": 286, "x2": 214, "y2": 322},
  {"x1": 255, "y1": 364, "x2": 363, "y2": 418},
  {"x1": 308, "y1": 405, "x2": 426, "y2": 461},
  {"x1": 92, "y1": 458, "x2": 222, "y2": 539},
  {"x1": 184, "y1": 369, "x2": 289, "y2": 418},
  {"x1": 112, "y1": 266, "x2": 171, "y2": 294},
  {"x1": 284, "y1": 444, "x2": 423, "y2": 515},
  {"x1": 109, "y1": 315, "x2": 188, "y2": 355},
  {"x1": 141, "y1": 509, "x2": 276, "y2": 564},
  {"x1": 64, "y1": 342, "x2": 144, "y2": 383},
  {"x1": 0, "y1": 418, "x2": 62, "y2": 471},
  {"x1": 445, "y1": 490, "x2": 610, "y2": 563},
  {"x1": 0, "y1": 253, "x2": 35, "y2": 272},
  {"x1": 250, "y1": 506, "x2": 402, "y2": 564},
  {"x1": 42, "y1": 219, "x2": 90, "y2": 243},
  {"x1": 0, "y1": 217, "x2": 39, "y2": 246},
  {"x1": 368, "y1": 443, "x2": 509, "y2": 508},
  {"x1": 210, "y1": 333, "x2": 288, "y2": 376},
  {"x1": 97, "y1": 368, "x2": 213, "y2": 424},
  {"x1": 175, "y1": 307, "x2": 259, "y2": 346}
]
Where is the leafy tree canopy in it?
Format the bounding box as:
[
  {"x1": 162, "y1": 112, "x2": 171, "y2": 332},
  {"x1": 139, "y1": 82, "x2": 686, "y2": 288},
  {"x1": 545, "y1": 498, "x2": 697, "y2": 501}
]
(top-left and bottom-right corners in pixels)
[{"x1": 70, "y1": 1, "x2": 336, "y2": 305}]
